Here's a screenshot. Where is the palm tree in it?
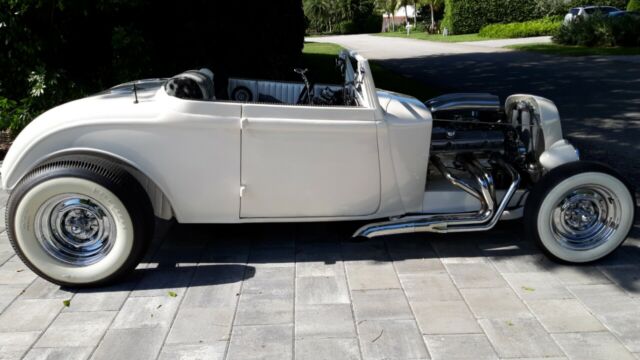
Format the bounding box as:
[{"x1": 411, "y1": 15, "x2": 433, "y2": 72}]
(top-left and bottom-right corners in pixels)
[
  {"x1": 330, "y1": 0, "x2": 352, "y2": 32},
  {"x1": 398, "y1": 0, "x2": 410, "y2": 25},
  {"x1": 422, "y1": 0, "x2": 443, "y2": 32},
  {"x1": 304, "y1": 0, "x2": 331, "y2": 32},
  {"x1": 376, "y1": 0, "x2": 399, "y2": 31},
  {"x1": 412, "y1": 0, "x2": 420, "y2": 26}
]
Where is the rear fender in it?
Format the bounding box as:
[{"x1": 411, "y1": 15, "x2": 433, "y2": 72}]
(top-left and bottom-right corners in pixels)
[{"x1": 3, "y1": 147, "x2": 174, "y2": 220}]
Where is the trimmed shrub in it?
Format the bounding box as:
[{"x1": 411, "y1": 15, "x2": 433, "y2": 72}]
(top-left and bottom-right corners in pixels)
[
  {"x1": 629, "y1": 0, "x2": 640, "y2": 11},
  {"x1": 443, "y1": 0, "x2": 542, "y2": 34},
  {"x1": 337, "y1": 21, "x2": 358, "y2": 34},
  {"x1": 554, "y1": 13, "x2": 640, "y2": 47},
  {"x1": 443, "y1": 0, "x2": 630, "y2": 34},
  {"x1": 479, "y1": 18, "x2": 562, "y2": 38},
  {"x1": 336, "y1": 13, "x2": 382, "y2": 34}
]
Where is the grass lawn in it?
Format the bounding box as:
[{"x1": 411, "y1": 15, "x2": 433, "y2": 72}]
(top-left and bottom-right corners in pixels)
[
  {"x1": 375, "y1": 32, "x2": 491, "y2": 43},
  {"x1": 507, "y1": 43, "x2": 640, "y2": 56},
  {"x1": 302, "y1": 42, "x2": 438, "y2": 100}
]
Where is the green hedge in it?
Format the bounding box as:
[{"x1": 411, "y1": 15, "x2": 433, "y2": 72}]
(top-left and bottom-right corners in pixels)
[
  {"x1": 554, "y1": 14, "x2": 640, "y2": 47},
  {"x1": 629, "y1": 0, "x2": 640, "y2": 11},
  {"x1": 442, "y1": 0, "x2": 541, "y2": 34},
  {"x1": 443, "y1": 0, "x2": 630, "y2": 34},
  {"x1": 479, "y1": 18, "x2": 562, "y2": 38}
]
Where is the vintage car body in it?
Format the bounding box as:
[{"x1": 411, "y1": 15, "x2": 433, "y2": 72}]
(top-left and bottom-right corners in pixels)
[{"x1": 2, "y1": 51, "x2": 635, "y2": 286}]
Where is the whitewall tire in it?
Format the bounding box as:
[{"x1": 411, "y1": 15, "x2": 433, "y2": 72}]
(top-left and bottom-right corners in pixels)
[
  {"x1": 525, "y1": 162, "x2": 635, "y2": 263},
  {"x1": 6, "y1": 160, "x2": 153, "y2": 287}
]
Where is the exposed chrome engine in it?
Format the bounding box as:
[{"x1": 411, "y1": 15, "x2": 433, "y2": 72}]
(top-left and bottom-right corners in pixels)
[
  {"x1": 426, "y1": 93, "x2": 546, "y2": 184},
  {"x1": 355, "y1": 93, "x2": 556, "y2": 238}
]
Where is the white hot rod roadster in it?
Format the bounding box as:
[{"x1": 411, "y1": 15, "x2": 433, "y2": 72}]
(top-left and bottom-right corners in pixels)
[{"x1": 2, "y1": 51, "x2": 635, "y2": 286}]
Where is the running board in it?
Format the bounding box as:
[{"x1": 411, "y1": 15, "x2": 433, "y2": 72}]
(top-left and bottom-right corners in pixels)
[{"x1": 353, "y1": 155, "x2": 521, "y2": 239}]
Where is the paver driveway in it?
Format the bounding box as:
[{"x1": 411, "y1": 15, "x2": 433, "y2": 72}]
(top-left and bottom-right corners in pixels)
[
  {"x1": 1, "y1": 36, "x2": 640, "y2": 360},
  {"x1": 0, "y1": 187, "x2": 639, "y2": 359}
]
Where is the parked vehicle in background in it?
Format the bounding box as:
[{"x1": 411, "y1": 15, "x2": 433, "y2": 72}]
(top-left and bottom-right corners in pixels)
[
  {"x1": 608, "y1": 10, "x2": 640, "y2": 18},
  {"x1": 564, "y1": 6, "x2": 622, "y2": 24}
]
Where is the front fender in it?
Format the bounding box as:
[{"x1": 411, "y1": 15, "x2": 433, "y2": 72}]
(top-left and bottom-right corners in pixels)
[{"x1": 505, "y1": 94, "x2": 579, "y2": 170}]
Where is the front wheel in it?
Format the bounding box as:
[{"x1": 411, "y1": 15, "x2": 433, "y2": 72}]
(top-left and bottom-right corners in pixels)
[
  {"x1": 6, "y1": 160, "x2": 154, "y2": 287},
  {"x1": 525, "y1": 162, "x2": 635, "y2": 263}
]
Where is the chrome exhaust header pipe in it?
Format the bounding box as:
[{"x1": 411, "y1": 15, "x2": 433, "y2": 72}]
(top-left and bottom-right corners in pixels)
[{"x1": 353, "y1": 155, "x2": 520, "y2": 239}]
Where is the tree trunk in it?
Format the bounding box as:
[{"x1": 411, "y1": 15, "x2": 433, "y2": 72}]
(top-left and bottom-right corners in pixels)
[
  {"x1": 404, "y1": 4, "x2": 409, "y2": 24},
  {"x1": 413, "y1": 0, "x2": 418, "y2": 26},
  {"x1": 430, "y1": 3, "x2": 435, "y2": 32}
]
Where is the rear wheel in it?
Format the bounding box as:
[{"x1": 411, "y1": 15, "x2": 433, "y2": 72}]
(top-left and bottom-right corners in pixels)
[
  {"x1": 525, "y1": 161, "x2": 635, "y2": 263},
  {"x1": 6, "y1": 160, "x2": 153, "y2": 287}
]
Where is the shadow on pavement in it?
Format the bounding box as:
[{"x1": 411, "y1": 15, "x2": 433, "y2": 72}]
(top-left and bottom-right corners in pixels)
[
  {"x1": 380, "y1": 51, "x2": 640, "y2": 190},
  {"x1": 65, "y1": 218, "x2": 640, "y2": 295}
]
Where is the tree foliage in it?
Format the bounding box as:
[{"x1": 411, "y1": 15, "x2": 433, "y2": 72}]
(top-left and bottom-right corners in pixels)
[
  {"x1": 419, "y1": 0, "x2": 444, "y2": 32},
  {"x1": 0, "y1": 0, "x2": 305, "y2": 132},
  {"x1": 304, "y1": 0, "x2": 381, "y2": 34},
  {"x1": 628, "y1": 0, "x2": 640, "y2": 11}
]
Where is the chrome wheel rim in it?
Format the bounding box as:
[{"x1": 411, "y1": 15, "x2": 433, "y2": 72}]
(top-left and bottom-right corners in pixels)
[
  {"x1": 550, "y1": 185, "x2": 621, "y2": 251},
  {"x1": 34, "y1": 194, "x2": 116, "y2": 266}
]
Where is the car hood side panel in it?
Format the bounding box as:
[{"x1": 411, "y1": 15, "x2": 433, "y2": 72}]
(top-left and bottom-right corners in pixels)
[{"x1": 377, "y1": 90, "x2": 432, "y2": 213}]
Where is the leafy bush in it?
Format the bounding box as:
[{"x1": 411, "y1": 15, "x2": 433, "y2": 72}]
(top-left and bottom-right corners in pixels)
[
  {"x1": 535, "y1": 0, "x2": 573, "y2": 17},
  {"x1": 0, "y1": 68, "x2": 66, "y2": 133},
  {"x1": 336, "y1": 13, "x2": 382, "y2": 34},
  {"x1": 0, "y1": 1, "x2": 306, "y2": 134},
  {"x1": 479, "y1": 17, "x2": 562, "y2": 38},
  {"x1": 629, "y1": 0, "x2": 640, "y2": 11},
  {"x1": 554, "y1": 13, "x2": 640, "y2": 47},
  {"x1": 337, "y1": 21, "x2": 358, "y2": 34}
]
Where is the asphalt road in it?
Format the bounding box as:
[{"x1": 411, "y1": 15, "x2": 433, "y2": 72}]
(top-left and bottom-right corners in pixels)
[{"x1": 312, "y1": 35, "x2": 640, "y2": 190}]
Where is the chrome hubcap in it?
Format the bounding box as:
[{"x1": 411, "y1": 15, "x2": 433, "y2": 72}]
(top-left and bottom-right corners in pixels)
[
  {"x1": 35, "y1": 194, "x2": 116, "y2": 266},
  {"x1": 550, "y1": 186, "x2": 621, "y2": 251}
]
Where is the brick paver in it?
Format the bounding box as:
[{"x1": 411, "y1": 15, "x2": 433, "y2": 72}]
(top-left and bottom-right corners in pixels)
[{"x1": 0, "y1": 192, "x2": 639, "y2": 360}]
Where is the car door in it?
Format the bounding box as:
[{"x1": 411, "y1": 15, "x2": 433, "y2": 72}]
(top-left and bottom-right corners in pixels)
[{"x1": 239, "y1": 103, "x2": 381, "y2": 218}]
